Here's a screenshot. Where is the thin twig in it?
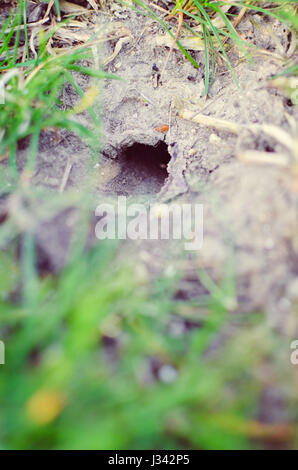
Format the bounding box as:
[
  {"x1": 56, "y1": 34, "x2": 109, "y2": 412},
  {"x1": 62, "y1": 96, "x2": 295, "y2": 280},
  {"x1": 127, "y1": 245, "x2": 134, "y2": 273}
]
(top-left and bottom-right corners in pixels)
[
  {"x1": 5, "y1": 17, "x2": 50, "y2": 33},
  {"x1": 233, "y1": 6, "x2": 247, "y2": 29},
  {"x1": 221, "y1": 6, "x2": 247, "y2": 46},
  {"x1": 43, "y1": 0, "x2": 55, "y2": 21},
  {"x1": 149, "y1": 1, "x2": 169, "y2": 15},
  {"x1": 168, "y1": 99, "x2": 173, "y2": 143},
  {"x1": 179, "y1": 109, "x2": 295, "y2": 153},
  {"x1": 59, "y1": 158, "x2": 73, "y2": 193},
  {"x1": 238, "y1": 150, "x2": 289, "y2": 167},
  {"x1": 161, "y1": 10, "x2": 183, "y2": 77}
]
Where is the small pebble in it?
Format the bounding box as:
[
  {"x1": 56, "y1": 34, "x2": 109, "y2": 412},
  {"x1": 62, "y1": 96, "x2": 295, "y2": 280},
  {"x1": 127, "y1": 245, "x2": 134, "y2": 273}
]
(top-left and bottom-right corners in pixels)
[
  {"x1": 287, "y1": 278, "x2": 298, "y2": 300},
  {"x1": 169, "y1": 320, "x2": 185, "y2": 337},
  {"x1": 158, "y1": 365, "x2": 178, "y2": 384},
  {"x1": 264, "y1": 238, "x2": 275, "y2": 250},
  {"x1": 209, "y1": 133, "x2": 221, "y2": 144}
]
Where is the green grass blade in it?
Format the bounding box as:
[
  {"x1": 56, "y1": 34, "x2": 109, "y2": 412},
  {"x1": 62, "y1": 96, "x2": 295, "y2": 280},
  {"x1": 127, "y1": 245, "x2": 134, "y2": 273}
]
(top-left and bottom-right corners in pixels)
[
  {"x1": 54, "y1": 0, "x2": 61, "y2": 21},
  {"x1": 22, "y1": 0, "x2": 30, "y2": 61},
  {"x1": 208, "y1": 2, "x2": 250, "y2": 60},
  {"x1": 21, "y1": 231, "x2": 38, "y2": 306},
  {"x1": 192, "y1": 0, "x2": 238, "y2": 85},
  {"x1": 127, "y1": 0, "x2": 200, "y2": 68},
  {"x1": 64, "y1": 71, "x2": 101, "y2": 129},
  {"x1": 202, "y1": 24, "x2": 210, "y2": 96}
]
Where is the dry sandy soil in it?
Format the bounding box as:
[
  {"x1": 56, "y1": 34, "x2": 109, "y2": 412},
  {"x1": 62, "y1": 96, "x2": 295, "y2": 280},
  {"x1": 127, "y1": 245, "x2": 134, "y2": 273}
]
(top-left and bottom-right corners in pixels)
[{"x1": 7, "y1": 3, "x2": 298, "y2": 327}]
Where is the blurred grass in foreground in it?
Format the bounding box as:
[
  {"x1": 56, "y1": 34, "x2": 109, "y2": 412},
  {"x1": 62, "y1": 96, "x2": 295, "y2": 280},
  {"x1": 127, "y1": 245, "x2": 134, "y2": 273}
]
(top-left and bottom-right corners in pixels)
[{"x1": 0, "y1": 238, "x2": 297, "y2": 449}]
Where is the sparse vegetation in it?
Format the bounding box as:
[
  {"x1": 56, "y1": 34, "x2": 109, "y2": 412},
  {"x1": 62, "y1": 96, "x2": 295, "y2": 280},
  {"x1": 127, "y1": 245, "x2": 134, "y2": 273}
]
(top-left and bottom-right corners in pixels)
[{"x1": 128, "y1": 0, "x2": 297, "y2": 93}]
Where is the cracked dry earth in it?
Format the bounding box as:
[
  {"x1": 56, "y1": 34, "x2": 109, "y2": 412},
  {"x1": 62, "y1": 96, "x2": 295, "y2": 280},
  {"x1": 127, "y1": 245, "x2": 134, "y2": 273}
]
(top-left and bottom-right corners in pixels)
[{"x1": 16, "y1": 7, "x2": 298, "y2": 326}]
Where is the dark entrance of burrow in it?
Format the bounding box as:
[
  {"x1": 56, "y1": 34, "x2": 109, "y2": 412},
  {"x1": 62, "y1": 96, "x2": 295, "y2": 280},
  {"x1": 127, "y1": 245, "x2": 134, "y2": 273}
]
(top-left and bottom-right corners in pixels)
[{"x1": 112, "y1": 141, "x2": 171, "y2": 196}]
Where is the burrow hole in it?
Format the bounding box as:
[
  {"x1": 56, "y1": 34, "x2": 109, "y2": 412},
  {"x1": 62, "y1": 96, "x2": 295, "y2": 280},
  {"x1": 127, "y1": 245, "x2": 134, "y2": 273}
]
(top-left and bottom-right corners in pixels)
[{"x1": 105, "y1": 141, "x2": 171, "y2": 196}]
